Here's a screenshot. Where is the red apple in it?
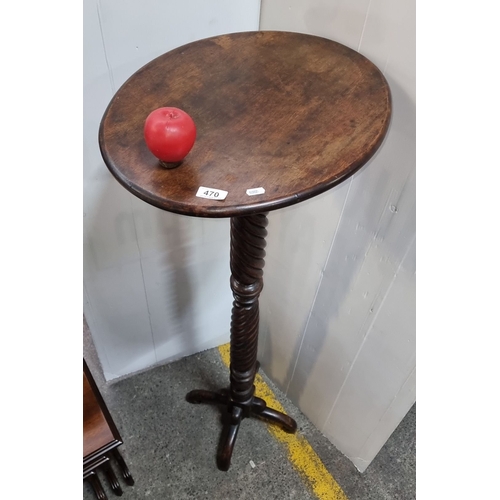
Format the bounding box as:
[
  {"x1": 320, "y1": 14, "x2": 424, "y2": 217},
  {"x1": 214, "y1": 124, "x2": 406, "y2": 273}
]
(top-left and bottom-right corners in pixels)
[{"x1": 144, "y1": 107, "x2": 196, "y2": 167}]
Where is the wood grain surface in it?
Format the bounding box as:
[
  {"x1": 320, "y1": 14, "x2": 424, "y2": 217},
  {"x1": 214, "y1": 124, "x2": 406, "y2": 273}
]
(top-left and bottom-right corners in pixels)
[
  {"x1": 83, "y1": 370, "x2": 115, "y2": 457},
  {"x1": 99, "y1": 31, "x2": 391, "y2": 218}
]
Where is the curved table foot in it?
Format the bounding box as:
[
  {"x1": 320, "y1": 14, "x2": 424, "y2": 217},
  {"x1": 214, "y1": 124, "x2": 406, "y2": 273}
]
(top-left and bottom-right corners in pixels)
[
  {"x1": 217, "y1": 406, "x2": 243, "y2": 471},
  {"x1": 186, "y1": 389, "x2": 229, "y2": 406},
  {"x1": 254, "y1": 404, "x2": 297, "y2": 433}
]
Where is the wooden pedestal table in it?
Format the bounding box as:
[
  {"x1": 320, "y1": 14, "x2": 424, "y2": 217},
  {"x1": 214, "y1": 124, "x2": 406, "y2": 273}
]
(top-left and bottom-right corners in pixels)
[{"x1": 99, "y1": 31, "x2": 391, "y2": 471}]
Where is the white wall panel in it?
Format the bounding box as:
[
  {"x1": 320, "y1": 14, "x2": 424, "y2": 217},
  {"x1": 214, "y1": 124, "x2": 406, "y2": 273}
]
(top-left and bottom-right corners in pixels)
[
  {"x1": 96, "y1": 0, "x2": 261, "y2": 89},
  {"x1": 260, "y1": 0, "x2": 415, "y2": 471},
  {"x1": 258, "y1": 181, "x2": 351, "y2": 386},
  {"x1": 259, "y1": 0, "x2": 371, "y2": 50},
  {"x1": 323, "y1": 236, "x2": 416, "y2": 471},
  {"x1": 84, "y1": 0, "x2": 157, "y2": 379},
  {"x1": 83, "y1": 0, "x2": 261, "y2": 379}
]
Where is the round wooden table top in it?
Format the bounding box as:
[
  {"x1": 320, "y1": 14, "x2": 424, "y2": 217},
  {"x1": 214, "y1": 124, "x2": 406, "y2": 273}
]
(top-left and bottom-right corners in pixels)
[{"x1": 99, "y1": 31, "x2": 391, "y2": 218}]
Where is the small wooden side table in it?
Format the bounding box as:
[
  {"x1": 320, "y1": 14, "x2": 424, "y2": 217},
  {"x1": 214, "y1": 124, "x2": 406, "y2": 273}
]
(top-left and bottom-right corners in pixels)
[
  {"x1": 84, "y1": 360, "x2": 134, "y2": 498},
  {"x1": 99, "y1": 31, "x2": 391, "y2": 471}
]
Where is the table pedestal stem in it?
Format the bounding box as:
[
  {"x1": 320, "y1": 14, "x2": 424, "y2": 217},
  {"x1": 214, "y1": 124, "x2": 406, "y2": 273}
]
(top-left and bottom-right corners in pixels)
[{"x1": 186, "y1": 213, "x2": 297, "y2": 471}]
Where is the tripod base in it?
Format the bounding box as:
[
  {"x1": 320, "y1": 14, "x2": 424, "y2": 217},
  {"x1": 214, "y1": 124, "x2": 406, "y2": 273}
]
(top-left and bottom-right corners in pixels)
[{"x1": 186, "y1": 387, "x2": 297, "y2": 471}]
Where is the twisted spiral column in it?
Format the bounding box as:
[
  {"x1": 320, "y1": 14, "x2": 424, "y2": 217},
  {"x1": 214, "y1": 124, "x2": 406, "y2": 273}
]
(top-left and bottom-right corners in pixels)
[
  {"x1": 229, "y1": 213, "x2": 269, "y2": 407},
  {"x1": 186, "y1": 211, "x2": 296, "y2": 470}
]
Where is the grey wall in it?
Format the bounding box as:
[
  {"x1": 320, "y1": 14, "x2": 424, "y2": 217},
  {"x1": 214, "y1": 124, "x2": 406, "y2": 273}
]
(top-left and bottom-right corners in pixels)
[{"x1": 258, "y1": 0, "x2": 416, "y2": 471}]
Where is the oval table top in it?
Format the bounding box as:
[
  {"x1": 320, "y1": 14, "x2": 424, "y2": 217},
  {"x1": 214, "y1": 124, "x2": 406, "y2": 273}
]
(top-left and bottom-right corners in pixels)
[{"x1": 99, "y1": 31, "x2": 391, "y2": 218}]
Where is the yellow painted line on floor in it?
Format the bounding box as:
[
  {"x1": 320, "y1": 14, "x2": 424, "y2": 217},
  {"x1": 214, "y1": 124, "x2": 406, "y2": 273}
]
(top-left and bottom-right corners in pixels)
[{"x1": 218, "y1": 343, "x2": 348, "y2": 500}]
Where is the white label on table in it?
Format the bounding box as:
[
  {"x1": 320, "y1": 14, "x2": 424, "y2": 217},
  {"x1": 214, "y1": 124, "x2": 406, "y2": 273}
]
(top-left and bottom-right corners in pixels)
[
  {"x1": 246, "y1": 187, "x2": 265, "y2": 196},
  {"x1": 196, "y1": 186, "x2": 228, "y2": 200}
]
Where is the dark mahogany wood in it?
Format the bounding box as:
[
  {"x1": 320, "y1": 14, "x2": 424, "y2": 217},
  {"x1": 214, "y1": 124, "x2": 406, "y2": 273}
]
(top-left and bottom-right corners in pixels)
[
  {"x1": 99, "y1": 31, "x2": 391, "y2": 218},
  {"x1": 83, "y1": 360, "x2": 122, "y2": 464},
  {"x1": 103, "y1": 462, "x2": 123, "y2": 496},
  {"x1": 83, "y1": 365, "x2": 119, "y2": 459},
  {"x1": 187, "y1": 213, "x2": 296, "y2": 470},
  {"x1": 111, "y1": 449, "x2": 135, "y2": 486},
  {"x1": 99, "y1": 30, "x2": 391, "y2": 471},
  {"x1": 86, "y1": 471, "x2": 108, "y2": 500},
  {"x1": 84, "y1": 360, "x2": 134, "y2": 496}
]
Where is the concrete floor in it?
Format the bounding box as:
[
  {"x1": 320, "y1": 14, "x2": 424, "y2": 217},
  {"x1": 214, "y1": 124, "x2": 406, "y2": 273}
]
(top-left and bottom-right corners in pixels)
[{"x1": 83, "y1": 321, "x2": 415, "y2": 500}]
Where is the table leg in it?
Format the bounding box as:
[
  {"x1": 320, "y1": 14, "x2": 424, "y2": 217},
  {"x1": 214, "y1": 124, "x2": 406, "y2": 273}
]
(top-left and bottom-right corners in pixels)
[
  {"x1": 187, "y1": 213, "x2": 297, "y2": 471},
  {"x1": 86, "y1": 471, "x2": 108, "y2": 500},
  {"x1": 102, "y1": 461, "x2": 123, "y2": 496},
  {"x1": 111, "y1": 448, "x2": 135, "y2": 486}
]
